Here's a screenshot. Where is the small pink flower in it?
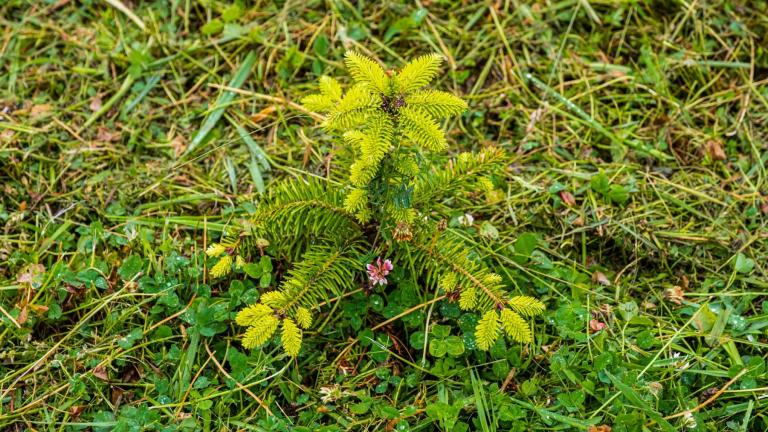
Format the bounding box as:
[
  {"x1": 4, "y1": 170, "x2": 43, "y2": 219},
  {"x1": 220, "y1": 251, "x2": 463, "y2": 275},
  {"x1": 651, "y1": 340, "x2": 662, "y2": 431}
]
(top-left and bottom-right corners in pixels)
[{"x1": 366, "y1": 257, "x2": 393, "y2": 286}]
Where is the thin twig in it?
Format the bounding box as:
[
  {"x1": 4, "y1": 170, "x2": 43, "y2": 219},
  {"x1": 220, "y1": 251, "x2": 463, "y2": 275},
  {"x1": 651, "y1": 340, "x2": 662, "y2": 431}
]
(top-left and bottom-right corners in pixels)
[{"x1": 662, "y1": 368, "x2": 749, "y2": 420}]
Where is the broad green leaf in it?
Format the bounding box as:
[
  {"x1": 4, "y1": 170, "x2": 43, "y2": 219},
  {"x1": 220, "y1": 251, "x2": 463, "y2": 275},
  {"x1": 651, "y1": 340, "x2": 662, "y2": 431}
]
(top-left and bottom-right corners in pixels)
[
  {"x1": 590, "y1": 173, "x2": 610, "y2": 194},
  {"x1": 605, "y1": 372, "x2": 676, "y2": 432},
  {"x1": 734, "y1": 253, "x2": 754, "y2": 274},
  {"x1": 513, "y1": 232, "x2": 538, "y2": 264},
  {"x1": 201, "y1": 19, "x2": 223, "y2": 35},
  {"x1": 444, "y1": 336, "x2": 465, "y2": 356},
  {"x1": 431, "y1": 324, "x2": 451, "y2": 339},
  {"x1": 243, "y1": 263, "x2": 264, "y2": 278},
  {"x1": 429, "y1": 339, "x2": 446, "y2": 357},
  {"x1": 608, "y1": 184, "x2": 630, "y2": 205},
  {"x1": 118, "y1": 255, "x2": 144, "y2": 280}
]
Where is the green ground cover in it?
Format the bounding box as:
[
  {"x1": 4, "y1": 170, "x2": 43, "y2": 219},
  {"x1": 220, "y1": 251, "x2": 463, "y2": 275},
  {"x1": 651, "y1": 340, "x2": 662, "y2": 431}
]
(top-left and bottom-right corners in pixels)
[{"x1": 1, "y1": 1, "x2": 767, "y2": 430}]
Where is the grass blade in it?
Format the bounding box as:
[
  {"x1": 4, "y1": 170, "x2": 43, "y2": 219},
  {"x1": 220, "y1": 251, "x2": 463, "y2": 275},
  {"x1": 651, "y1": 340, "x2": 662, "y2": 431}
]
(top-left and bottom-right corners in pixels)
[
  {"x1": 79, "y1": 74, "x2": 135, "y2": 132},
  {"x1": 246, "y1": 158, "x2": 266, "y2": 193},
  {"x1": 231, "y1": 120, "x2": 270, "y2": 171},
  {"x1": 187, "y1": 51, "x2": 258, "y2": 154},
  {"x1": 104, "y1": 0, "x2": 146, "y2": 31},
  {"x1": 606, "y1": 372, "x2": 676, "y2": 431},
  {"x1": 526, "y1": 73, "x2": 672, "y2": 161},
  {"x1": 230, "y1": 116, "x2": 270, "y2": 193},
  {"x1": 122, "y1": 74, "x2": 162, "y2": 115}
]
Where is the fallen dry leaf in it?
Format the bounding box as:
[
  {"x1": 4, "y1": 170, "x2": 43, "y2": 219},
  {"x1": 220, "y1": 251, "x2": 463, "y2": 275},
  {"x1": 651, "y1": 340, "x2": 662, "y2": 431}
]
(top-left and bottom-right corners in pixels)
[
  {"x1": 559, "y1": 190, "x2": 576, "y2": 206},
  {"x1": 93, "y1": 365, "x2": 109, "y2": 381},
  {"x1": 664, "y1": 286, "x2": 685, "y2": 305},
  {"x1": 0, "y1": 129, "x2": 14, "y2": 142},
  {"x1": 17, "y1": 306, "x2": 28, "y2": 325},
  {"x1": 589, "y1": 319, "x2": 607, "y2": 333},
  {"x1": 30, "y1": 104, "x2": 52, "y2": 119},
  {"x1": 706, "y1": 140, "x2": 726, "y2": 161},
  {"x1": 111, "y1": 386, "x2": 124, "y2": 407},
  {"x1": 27, "y1": 303, "x2": 49, "y2": 315},
  {"x1": 592, "y1": 271, "x2": 610, "y2": 286},
  {"x1": 251, "y1": 105, "x2": 277, "y2": 123},
  {"x1": 17, "y1": 263, "x2": 45, "y2": 288},
  {"x1": 96, "y1": 126, "x2": 121, "y2": 142},
  {"x1": 70, "y1": 405, "x2": 85, "y2": 418},
  {"x1": 593, "y1": 303, "x2": 613, "y2": 320},
  {"x1": 170, "y1": 135, "x2": 187, "y2": 158},
  {"x1": 699, "y1": 386, "x2": 719, "y2": 403},
  {"x1": 90, "y1": 96, "x2": 103, "y2": 112},
  {"x1": 525, "y1": 106, "x2": 545, "y2": 134}
]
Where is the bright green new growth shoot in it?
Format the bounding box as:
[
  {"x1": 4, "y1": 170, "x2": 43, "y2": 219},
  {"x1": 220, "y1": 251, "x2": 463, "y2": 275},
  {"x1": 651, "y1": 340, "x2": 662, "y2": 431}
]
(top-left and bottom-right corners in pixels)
[
  {"x1": 213, "y1": 51, "x2": 544, "y2": 357},
  {"x1": 304, "y1": 51, "x2": 468, "y2": 224}
]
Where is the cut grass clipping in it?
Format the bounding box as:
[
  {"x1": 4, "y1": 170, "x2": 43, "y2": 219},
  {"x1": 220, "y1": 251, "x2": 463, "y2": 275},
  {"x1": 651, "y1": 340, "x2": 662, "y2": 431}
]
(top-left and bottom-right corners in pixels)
[{"x1": 1, "y1": 1, "x2": 767, "y2": 431}]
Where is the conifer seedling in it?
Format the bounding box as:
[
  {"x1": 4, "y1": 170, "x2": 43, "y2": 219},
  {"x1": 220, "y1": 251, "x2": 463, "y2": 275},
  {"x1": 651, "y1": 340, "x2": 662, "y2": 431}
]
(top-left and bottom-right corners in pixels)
[{"x1": 208, "y1": 51, "x2": 544, "y2": 357}]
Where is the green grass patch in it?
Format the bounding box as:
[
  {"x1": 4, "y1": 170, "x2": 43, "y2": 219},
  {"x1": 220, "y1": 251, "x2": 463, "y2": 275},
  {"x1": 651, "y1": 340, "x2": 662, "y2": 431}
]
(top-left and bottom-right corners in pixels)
[{"x1": 1, "y1": 1, "x2": 767, "y2": 431}]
